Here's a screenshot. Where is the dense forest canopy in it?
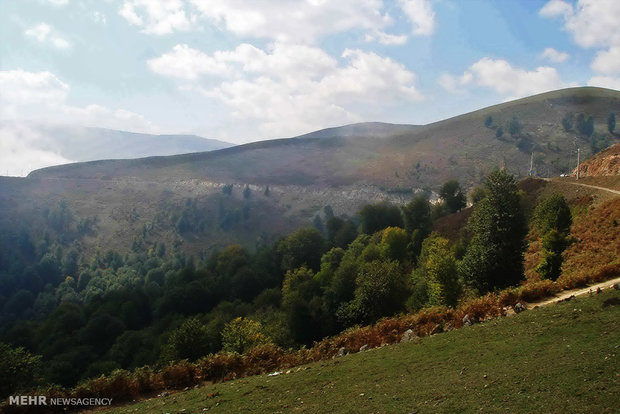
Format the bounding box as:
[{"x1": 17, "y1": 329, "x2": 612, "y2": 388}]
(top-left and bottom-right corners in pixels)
[{"x1": 0, "y1": 169, "x2": 565, "y2": 399}]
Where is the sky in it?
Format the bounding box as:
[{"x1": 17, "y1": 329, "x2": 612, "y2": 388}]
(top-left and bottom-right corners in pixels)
[{"x1": 1, "y1": 0, "x2": 619, "y2": 151}]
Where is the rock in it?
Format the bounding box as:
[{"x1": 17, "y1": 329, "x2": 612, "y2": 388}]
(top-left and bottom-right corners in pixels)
[
  {"x1": 359, "y1": 344, "x2": 369, "y2": 352},
  {"x1": 400, "y1": 329, "x2": 415, "y2": 342},
  {"x1": 514, "y1": 302, "x2": 526, "y2": 313},
  {"x1": 430, "y1": 324, "x2": 443, "y2": 335},
  {"x1": 159, "y1": 392, "x2": 170, "y2": 397},
  {"x1": 462, "y1": 314, "x2": 473, "y2": 326},
  {"x1": 336, "y1": 347, "x2": 346, "y2": 357}
]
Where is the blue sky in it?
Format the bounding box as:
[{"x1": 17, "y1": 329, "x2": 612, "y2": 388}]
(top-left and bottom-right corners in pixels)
[{"x1": 1, "y1": 0, "x2": 619, "y2": 145}]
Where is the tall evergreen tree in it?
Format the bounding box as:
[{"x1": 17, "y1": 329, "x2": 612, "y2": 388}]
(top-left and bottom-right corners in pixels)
[
  {"x1": 459, "y1": 170, "x2": 527, "y2": 293},
  {"x1": 608, "y1": 113, "x2": 616, "y2": 134}
]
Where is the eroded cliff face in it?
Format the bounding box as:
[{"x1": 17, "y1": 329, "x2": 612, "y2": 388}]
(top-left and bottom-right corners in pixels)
[{"x1": 575, "y1": 144, "x2": 620, "y2": 177}]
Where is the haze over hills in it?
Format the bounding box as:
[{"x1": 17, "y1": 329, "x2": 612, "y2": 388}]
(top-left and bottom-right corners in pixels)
[
  {"x1": 0, "y1": 122, "x2": 233, "y2": 176},
  {"x1": 2, "y1": 87, "x2": 619, "y2": 256},
  {"x1": 30, "y1": 87, "x2": 620, "y2": 190}
]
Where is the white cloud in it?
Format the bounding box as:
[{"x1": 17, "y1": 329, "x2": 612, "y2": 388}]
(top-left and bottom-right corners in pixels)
[
  {"x1": 540, "y1": 47, "x2": 570, "y2": 63},
  {"x1": 540, "y1": 0, "x2": 620, "y2": 78},
  {"x1": 398, "y1": 0, "x2": 436, "y2": 36},
  {"x1": 440, "y1": 58, "x2": 575, "y2": 99},
  {"x1": 119, "y1": 0, "x2": 194, "y2": 35},
  {"x1": 0, "y1": 70, "x2": 157, "y2": 133},
  {"x1": 587, "y1": 76, "x2": 620, "y2": 90},
  {"x1": 365, "y1": 30, "x2": 408, "y2": 45},
  {"x1": 0, "y1": 123, "x2": 74, "y2": 177},
  {"x1": 438, "y1": 71, "x2": 473, "y2": 94},
  {"x1": 118, "y1": 0, "x2": 439, "y2": 44},
  {"x1": 24, "y1": 23, "x2": 71, "y2": 50},
  {"x1": 540, "y1": 0, "x2": 620, "y2": 49},
  {"x1": 188, "y1": 0, "x2": 390, "y2": 44},
  {"x1": 539, "y1": 0, "x2": 573, "y2": 18},
  {"x1": 147, "y1": 44, "x2": 231, "y2": 80},
  {"x1": 150, "y1": 43, "x2": 423, "y2": 138},
  {"x1": 591, "y1": 47, "x2": 620, "y2": 75},
  {"x1": 0, "y1": 70, "x2": 68, "y2": 114}
]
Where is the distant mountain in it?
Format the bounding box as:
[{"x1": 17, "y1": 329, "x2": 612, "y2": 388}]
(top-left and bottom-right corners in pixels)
[
  {"x1": 0, "y1": 122, "x2": 233, "y2": 173},
  {"x1": 3, "y1": 87, "x2": 618, "y2": 256},
  {"x1": 31, "y1": 87, "x2": 620, "y2": 189}
]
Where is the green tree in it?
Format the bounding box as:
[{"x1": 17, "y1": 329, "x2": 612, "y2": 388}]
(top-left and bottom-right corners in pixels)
[
  {"x1": 533, "y1": 194, "x2": 572, "y2": 236},
  {"x1": 346, "y1": 260, "x2": 409, "y2": 324},
  {"x1": 358, "y1": 202, "x2": 404, "y2": 234},
  {"x1": 281, "y1": 267, "x2": 329, "y2": 344},
  {"x1": 379, "y1": 227, "x2": 409, "y2": 262},
  {"x1": 459, "y1": 170, "x2": 527, "y2": 293},
  {"x1": 508, "y1": 116, "x2": 522, "y2": 136},
  {"x1": 562, "y1": 113, "x2": 574, "y2": 132},
  {"x1": 277, "y1": 228, "x2": 325, "y2": 272},
  {"x1": 326, "y1": 217, "x2": 357, "y2": 249},
  {"x1": 0, "y1": 342, "x2": 42, "y2": 398},
  {"x1": 415, "y1": 235, "x2": 461, "y2": 307},
  {"x1": 536, "y1": 230, "x2": 568, "y2": 281},
  {"x1": 533, "y1": 195, "x2": 572, "y2": 280},
  {"x1": 484, "y1": 115, "x2": 493, "y2": 128},
  {"x1": 608, "y1": 113, "x2": 616, "y2": 134},
  {"x1": 221, "y1": 317, "x2": 272, "y2": 354},
  {"x1": 163, "y1": 317, "x2": 211, "y2": 361},
  {"x1": 439, "y1": 180, "x2": 466, "y2": 214},
  {"x1": 401, "y1": 194, "x2": 432, "y2": 261}
]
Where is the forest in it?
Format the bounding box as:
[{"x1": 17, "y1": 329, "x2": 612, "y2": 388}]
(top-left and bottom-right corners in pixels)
[{"x1": 0, "y1": 170, "x2": 572, "y2": 398}]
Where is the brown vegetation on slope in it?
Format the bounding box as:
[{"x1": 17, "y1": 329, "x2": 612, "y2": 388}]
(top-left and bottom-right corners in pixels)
[{"x1": 574, "y1": 143, "x2": 620, "y2": 177}]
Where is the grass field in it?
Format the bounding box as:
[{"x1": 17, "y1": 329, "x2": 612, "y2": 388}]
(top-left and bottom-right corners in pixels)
[{"x1": 98, "y1": 289, "x2": 620, "y2": 414}]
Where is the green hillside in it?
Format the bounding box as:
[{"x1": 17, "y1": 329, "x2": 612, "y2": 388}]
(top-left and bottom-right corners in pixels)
[{"x1": 98, "y1": 289, "x2": 620, "y2": 414}]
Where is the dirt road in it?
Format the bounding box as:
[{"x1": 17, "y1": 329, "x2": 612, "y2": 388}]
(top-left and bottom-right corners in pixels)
[{"x1": 527, "y1": 276, "x2": 620, "y2": 308}]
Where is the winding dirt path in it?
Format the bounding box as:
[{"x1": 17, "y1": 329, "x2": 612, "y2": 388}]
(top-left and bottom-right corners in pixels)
[{"x1": 525, "y1": 277, "x2": 620, "y2": 309}]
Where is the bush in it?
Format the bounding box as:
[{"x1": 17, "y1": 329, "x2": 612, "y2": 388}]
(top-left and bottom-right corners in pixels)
[{"x1": 221, "y1": 317, "x2": 272, "y2": 354}]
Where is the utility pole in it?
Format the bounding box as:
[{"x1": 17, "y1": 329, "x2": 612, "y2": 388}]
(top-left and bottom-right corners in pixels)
[{"x1": 576, "y1": 147, "x2": 580, "y2": 180}]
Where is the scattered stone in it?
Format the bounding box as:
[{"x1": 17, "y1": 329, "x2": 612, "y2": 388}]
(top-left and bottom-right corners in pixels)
[
  {"x1": 400, "y1": 329, "x2": 415, "y2": 342},
  {"x1": 359, "y1": 344, "x2": 369, "y2": 352},
  {"x1": 462, "y1": 315, "x2": 473, "y2": 326},
  {"x1": 514, "y1": 302, "x2": 526, "y2": 313},
  {"x1": 159, "y1": 392, "x2": 170, "y2": 397},
  {"x1": 267, "y1": 371, "x2": 282, "y2": 377},
  {"x1": 336, "y1": 347, "x2": 346, "y2": 357}
]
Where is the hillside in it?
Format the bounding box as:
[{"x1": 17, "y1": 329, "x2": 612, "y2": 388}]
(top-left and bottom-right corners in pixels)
[
  {"x1": 574, "y1": 143, "x2": 620, "y2": 177},
  {"x1": 1, "y1": 87, "x2": 614, "y2": 256},
  {"x1": 95, "y1": 290, "x2": 620, "y2": 414},
  {"x1": 29, "y1": 87, "x2": 620, "y2": 188}
]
